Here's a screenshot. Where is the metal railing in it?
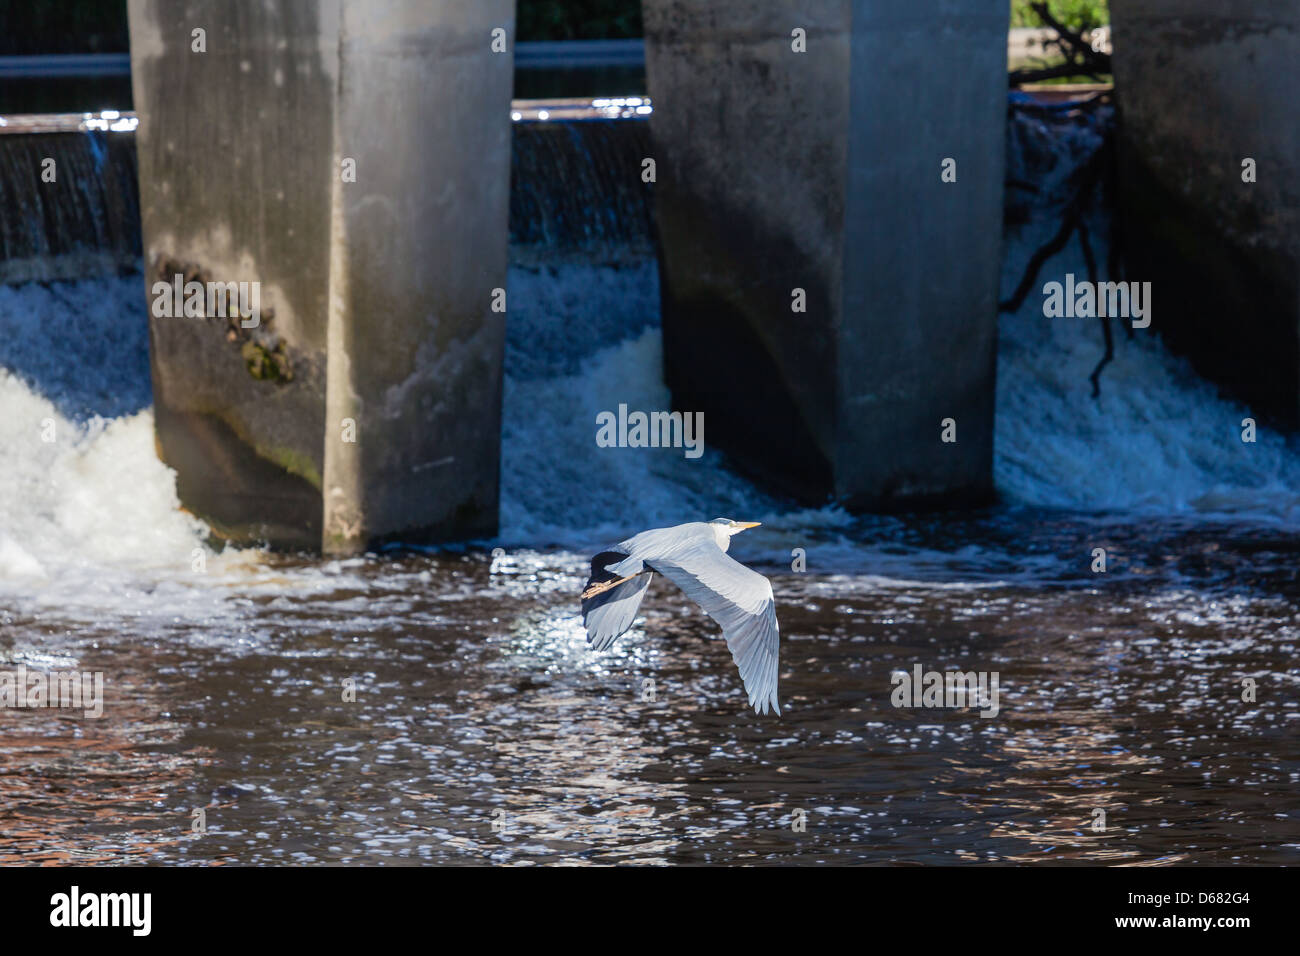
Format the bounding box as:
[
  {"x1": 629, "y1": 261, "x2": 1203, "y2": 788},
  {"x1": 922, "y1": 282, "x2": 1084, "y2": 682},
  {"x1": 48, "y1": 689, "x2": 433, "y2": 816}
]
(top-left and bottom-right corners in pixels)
[{"x1": 0, "y1": 41, "x2": 648, "y2": 79}]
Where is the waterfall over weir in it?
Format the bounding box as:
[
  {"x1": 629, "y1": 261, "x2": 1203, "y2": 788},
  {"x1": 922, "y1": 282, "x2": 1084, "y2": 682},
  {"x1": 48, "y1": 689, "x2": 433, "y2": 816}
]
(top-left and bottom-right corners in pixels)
[
  {"x1": 510, "y1": 115, "x2": 655, "y2": 263},
  {"x1": 0, "y1": 120, "x2": 140, "y2": 283},
  {"x1": 0, "y1": 105, "x2": 655, "y2": 283},
  {"x1": 2, "y1": 94, "x2": 1300, "y2": 564}
]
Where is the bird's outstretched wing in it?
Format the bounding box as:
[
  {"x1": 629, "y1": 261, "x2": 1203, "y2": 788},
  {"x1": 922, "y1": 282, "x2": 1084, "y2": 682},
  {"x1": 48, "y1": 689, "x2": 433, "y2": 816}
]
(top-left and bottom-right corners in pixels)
[
  {"x1": 581, "y1": 549, "x2": 652, "y2": 650},
  {"x1": 649, "y1": 539, "x2": 781, "y2": 715}
]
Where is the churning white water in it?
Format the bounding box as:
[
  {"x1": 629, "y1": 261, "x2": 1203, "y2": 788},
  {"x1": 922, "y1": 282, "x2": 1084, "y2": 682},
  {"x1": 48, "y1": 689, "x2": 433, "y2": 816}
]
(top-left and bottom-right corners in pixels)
[
  {"x1": 0, "y1": 278, "x2": 200, "y2": 586},
  {"x1": 995, "y1": 235, "x2": 1300, "y2": 523},
  {"x1": 1, "y1": 253, "x2": 1299, "y2": 597}
]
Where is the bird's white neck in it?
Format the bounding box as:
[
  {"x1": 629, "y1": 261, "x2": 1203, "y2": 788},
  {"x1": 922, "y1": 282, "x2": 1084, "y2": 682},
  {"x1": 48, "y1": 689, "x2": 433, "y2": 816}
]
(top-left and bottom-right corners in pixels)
[{"x1": 711, "y1": 524, "x2": 732, "y2": 552}]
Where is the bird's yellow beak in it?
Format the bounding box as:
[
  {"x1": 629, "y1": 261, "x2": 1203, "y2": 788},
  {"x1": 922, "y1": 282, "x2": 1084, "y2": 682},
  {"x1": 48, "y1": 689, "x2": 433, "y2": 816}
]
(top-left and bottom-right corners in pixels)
[{"x1": 736, "y1": 521, "x2": 761, "y2": 530}]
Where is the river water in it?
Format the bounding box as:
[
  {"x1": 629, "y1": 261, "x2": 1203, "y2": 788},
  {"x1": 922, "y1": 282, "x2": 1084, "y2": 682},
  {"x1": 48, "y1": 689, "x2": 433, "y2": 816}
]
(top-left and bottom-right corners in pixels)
[{"x1": 2, "y1": 106, "x2": 1299, "y2": 865}]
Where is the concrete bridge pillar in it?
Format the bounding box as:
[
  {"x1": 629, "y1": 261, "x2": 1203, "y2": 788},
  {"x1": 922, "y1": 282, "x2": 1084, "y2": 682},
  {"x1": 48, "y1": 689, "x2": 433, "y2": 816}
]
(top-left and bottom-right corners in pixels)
[
  {"x1": 127, "y1": 0, "x2": 513, "y2": 552},
  {"x1": 643, "y1": 1, "x2": 1008, "y2": 508},
  {"x1": 1109, "y1": 1, "x2": 1300, "y2": 428}
]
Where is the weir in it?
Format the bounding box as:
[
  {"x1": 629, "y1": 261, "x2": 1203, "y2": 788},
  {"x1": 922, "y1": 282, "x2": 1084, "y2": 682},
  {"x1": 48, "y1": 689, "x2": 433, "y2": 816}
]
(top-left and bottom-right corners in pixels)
[
  {"x1": 0, "y1": 117, "x2": 139, "y2": 283},
  {"x1": 0, "y1": 106, "x2": 655, "y2": 279},
  {"x1": 9, "y1": 7, "x2": 1295, "y2": 551}
]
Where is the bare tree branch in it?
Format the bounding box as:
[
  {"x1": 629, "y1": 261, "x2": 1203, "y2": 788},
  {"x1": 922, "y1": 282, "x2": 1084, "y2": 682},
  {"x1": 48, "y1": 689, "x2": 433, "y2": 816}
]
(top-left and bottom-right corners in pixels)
[{"x1": 1010, "y1": 3, "x2": 1112, "y2": 87}]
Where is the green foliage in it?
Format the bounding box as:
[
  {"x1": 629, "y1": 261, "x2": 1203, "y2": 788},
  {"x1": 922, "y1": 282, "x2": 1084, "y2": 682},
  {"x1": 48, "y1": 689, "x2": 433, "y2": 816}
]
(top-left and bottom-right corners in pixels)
[{"x1": 1011, "y1": 0, "x2": 1109, "y2": 31}]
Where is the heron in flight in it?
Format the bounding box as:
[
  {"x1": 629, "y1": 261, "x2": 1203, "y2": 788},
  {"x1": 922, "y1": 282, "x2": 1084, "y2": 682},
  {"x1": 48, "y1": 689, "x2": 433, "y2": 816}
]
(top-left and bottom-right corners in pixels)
[{"x1": 580, "y1": 518, "x2": 781, "y2": 715}]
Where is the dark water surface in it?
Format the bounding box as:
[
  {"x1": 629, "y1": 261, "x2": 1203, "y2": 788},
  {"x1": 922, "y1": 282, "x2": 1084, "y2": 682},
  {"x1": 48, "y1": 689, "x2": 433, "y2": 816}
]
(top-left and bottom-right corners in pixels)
[
  {"x1": 3, "y1": 510, "x2": 1297, "y2": 866},
  {"x1": 3, "y1": 99, "x2": 1298, "y2": 864}
]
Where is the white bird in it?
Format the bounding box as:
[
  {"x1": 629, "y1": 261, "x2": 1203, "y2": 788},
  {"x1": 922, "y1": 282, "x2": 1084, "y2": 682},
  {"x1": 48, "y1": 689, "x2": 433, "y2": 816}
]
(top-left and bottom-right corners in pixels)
[{"x1": 580, "y1": 518, "x2": 781, "y2": 715}]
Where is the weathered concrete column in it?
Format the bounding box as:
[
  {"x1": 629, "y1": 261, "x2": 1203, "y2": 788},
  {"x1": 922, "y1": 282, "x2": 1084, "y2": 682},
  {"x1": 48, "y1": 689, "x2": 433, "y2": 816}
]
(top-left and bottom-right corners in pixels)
[
  {"x1": 644, "y1": 1, "x2": 1008, "y2": 508},
  {"x1": 128, "y1": 0, "x2": 513, "y2": 552},
  {"x1": 1109, "y1": 1, "x2": 1300, "y2": 428}
]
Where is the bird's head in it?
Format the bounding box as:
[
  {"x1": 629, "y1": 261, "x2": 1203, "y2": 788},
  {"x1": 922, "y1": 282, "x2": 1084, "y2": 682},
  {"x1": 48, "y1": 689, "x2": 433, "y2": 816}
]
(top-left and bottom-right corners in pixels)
[{"x1": 710, "y1": 518, "x2": 761, "y2": 536}]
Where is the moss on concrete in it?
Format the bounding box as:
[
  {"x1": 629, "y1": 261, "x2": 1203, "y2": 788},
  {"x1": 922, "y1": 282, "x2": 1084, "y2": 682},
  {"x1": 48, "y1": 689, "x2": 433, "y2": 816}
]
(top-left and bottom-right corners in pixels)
[{"x1": 241, "y1": 339, "x2": 294, "y2": 383}]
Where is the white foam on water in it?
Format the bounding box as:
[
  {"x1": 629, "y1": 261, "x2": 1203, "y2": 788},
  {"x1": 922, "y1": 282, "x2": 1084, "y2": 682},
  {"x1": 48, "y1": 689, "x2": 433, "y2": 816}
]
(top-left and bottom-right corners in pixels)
[
  {"x1": 499, "y1": 327, "x2": 784, "y2": 547},
  {"x1": 3, "y1": 237, "x2": 1300, "y2": 610},
  {"x1": 0, "y1": 280, "x2": 369, "y2": 625},
  {"x1": 996, "y1": 229, "x2": 1300, "y2": 523},
  {"x1": 0, "y1": 370, "x2": 204, "y2": 574},
  {"x1": 0, "y1": 368, "x2": 234, "y2": 627}
]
